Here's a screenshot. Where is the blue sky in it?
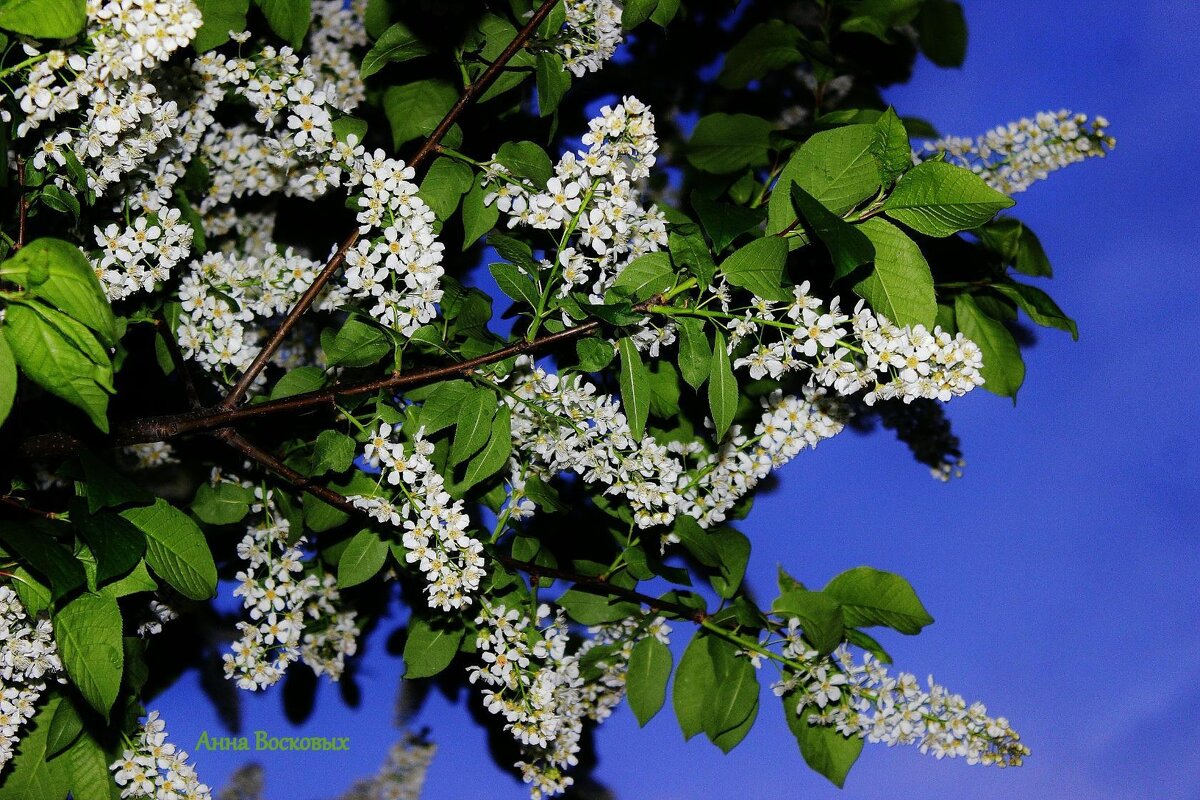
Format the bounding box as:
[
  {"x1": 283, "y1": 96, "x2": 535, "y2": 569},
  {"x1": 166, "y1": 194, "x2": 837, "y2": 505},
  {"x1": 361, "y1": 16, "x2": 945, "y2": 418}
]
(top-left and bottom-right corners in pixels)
[{"x1": 153, "y1": 1, "x2": 1200, "y2": 797}]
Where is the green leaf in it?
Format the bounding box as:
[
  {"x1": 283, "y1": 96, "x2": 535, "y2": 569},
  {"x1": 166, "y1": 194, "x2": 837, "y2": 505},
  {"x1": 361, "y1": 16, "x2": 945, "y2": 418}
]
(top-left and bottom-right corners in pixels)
[
  {"x1": 462, "y1": 173, "x2": 500, "y2": 249},
  {"x1": 74, "y1": 512, "x2": 146, "y2": 585},
  {"x1": 704, "y1": 642, "x2": 758, "y2": 752},
  {"x1": 622, "y1": 0, "x2": 657, "y2": 28},
  {"x1": 324, "y1": 317, "x2": 390, "y2": 367},
  {"x1": 418, "y1": 157, "x2": 473, "y2": 221},
  {"x1": 0, "y1": 333, "x2": 15, "y2": 427},
  {"x1": 883, "y1": 160, "x2": 1015, "y2": 237},
  {"x1": 673, "y1": 633, "x2": 717, "y2": 739},
  {"x1": 190, "y1": 481, "x2": 254, "y2": 525},
  {"x1": 978, "y1": 217, "x2": 1053, "y2": 277},
  {"x1": 626, "y1": 637, "x2": 672, "y2": 726},
  {"x1": 646, "y1": 360, "x2": 681, "y2": 419},
  {"x1": 676, "y1": 318, "x2": 710, "y2": 389},
  {"x1": 338, "y1": 529, "x2": 388, "y2": 588},
  {"x1": 61, "y1": 727, "x2": 120, "y2": 800},
  {"x1": 844, "y1": 628, "x2": 893, "y2": 664},
  {"x1": 854, "y1": 218, "x2": 936, "y2": 328},
  {"x1": 719, "y1": 236, "x2": 791, "y2": 301},
  {"x1": 871, "y1": 107, "x2": 912, "y2": 184},
  {"x1": 687, "y1": 113, "x2": 774, "y2": 174},
  {"x1": 708, "y1": 331, "x2": 737, "y2": 440},
  {"x1": 105, "y1": 561, "x2": 158, "y2": 598},
  {"x1": 789, "y1": 183, "x2": 874, "y2": 279},
  {"x1": 77, "y1": 450, "x2": 152, "y2": 512},
  {"x1": 495, "y1": 141, "x2": 553, "y2": 189},
  {"x1": 268, "y1": 365, "x2": 325, "y2": 399},
  {"x1": 955, "y1": 294, "x2": 1025, "y2": 398},
  {"x1": 691, "y1": 192, "x2": 765, "y2": 254},
  {"x1": 576, "y1": 337, "x2": 615, "y2": 372},
  {"x1": 450, "y1": 388, "x2": 496, "y2": 465},
  {"x1": 121, "y1": 500, "x2": 218, "y2": 600},
  {"x1": 823, "y1": 566, "x2": 934, "y2": 634},
  {"x1": 54, "y1": 590, "x2": 124, "y2": 717},
  {"x1": 360, "y1": 20, "x2": 432, "y2": 78},
  {"x1": 608, "y1": 252, "x2": 673, "y2": 302},
  {"x1": 718, "y1": 20, "x2": 805, "y2": 88},
  {"x1": 254, "y1": 0, "x2": 311, "y2": 48},
  {"x1": 45, "y1": 697, "x2": 84, "y2": 759},
  {"x1": 670, "y1": 228, "x2": 715, "y2": 285},
  {"x1": 312, "y1": 430, "x2": 356, "y2": 475},
  {"x1": 618, "y1": 337, "x2": 651, "y2": 439},
  {"x1": 0, "y1": 522, "x2": 85, "y2": 600},
  {"x1": 0, "y1": 0, "x2": 84, "y2": 38},
  {"x1": 331, "y1": 115, "x2": 368, "y2": 145},
  {"x1": 916, "y1": 0, "x2": 968, "y2": 67},
  {"x1": 990, "y1": 282, "x2": 1078, "y2": 339},
  {"x1": 782, "y1": 690, "x2": 863, "y2": 788},
  {"x1": 708, "y1": 527, "x2": 750, "y2": 599},
  {"x1": 467, "y1": 14, "x2": 536, "y2": 103},
  {"x1": 3, "y1": 304, "x2": 111, "y2": 430},
  {"x1": 773, "y1": 588, "x2": 845, "y2": 654},
  {"x1": 419, "y1": 380, "x2": 472, "y2": 434},
  {"x1": 488, "y1": 233, "x2": 538, "y2": 272},
  {"x1": 192, "y1": 0, "x2": 250, "y2": 51},
  {"x1": 403, "y1": 615, "x2": 465, "y2": 679},
  {"x1": 769, "y1": 124, "x2": 882, "y2": 236},
  {"x1": 383, "y1": 80, "x2": 456, "y2": 149},
  {"x1": 462, "y1": 404, "x2": 511, "y2": 490},
  {"x1": 557, "y1": 586, "x2": 639, "y2": 625},
  {"x1": 0, "y1": 695, "x2": 70, "y2": 800},
  {"x1": 650, "y1": 0, "x2": 678, "y2": 24},
  {"x1": 490, "y1": 261, "x2": 539, "y2": 307},
  {"x1": 535, "y1": 52, "x2": 571, "y2": 117}
]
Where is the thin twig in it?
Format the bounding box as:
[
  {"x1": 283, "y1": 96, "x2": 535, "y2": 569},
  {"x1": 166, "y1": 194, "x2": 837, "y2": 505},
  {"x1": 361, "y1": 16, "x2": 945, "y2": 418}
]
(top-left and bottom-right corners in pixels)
[
  {"x1": 0, "y1": 495, "x2": 60, "y2": 520},
  {"x1": 15, "y1": 160, "x2": 27, "y2": 251},
  {"x1": 218, "y1": 0, "x2": 562, "y2": 411}
]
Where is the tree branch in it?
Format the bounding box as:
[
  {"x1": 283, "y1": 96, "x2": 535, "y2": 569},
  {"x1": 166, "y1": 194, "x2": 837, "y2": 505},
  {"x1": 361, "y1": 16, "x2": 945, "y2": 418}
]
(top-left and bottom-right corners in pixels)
[{"x1": 218, "y1": 0, "x2": 563, "y2": 410}]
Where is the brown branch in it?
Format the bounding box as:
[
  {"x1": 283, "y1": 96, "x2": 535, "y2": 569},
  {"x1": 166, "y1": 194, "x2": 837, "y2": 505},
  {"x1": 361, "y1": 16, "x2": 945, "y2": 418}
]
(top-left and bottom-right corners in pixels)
[
  {"x1": 103, "y1": 314, "x2": 606, "y2": 446},
  {"x1": 0, "y1": 495, "x2": 60, "y2": 520},
  {"x1": 218, "y1": 0, "x2": 563, "y2": 411},
  {"x1": 214, "y1": 429, "x2": 705, "y2": 623}
]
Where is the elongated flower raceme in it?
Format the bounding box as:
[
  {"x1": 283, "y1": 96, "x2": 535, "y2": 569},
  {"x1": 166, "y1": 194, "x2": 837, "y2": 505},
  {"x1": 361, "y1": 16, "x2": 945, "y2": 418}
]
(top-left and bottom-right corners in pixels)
[
  {"x1": 769, "y1": 632, "x2": 1028, "y2": 767},
  {"x1": 111, "y1": 711, "x2": 212, "y2": 800},
  {"x1": 222, "y1": 476, "x2": 358, "y2": 690},
  {"x1": 920, "y1": 110, "x2": 1114, "y2": 194},
  {"x1": 348, "y1": 425, "x2": 487, "y2": 611},
  {"x1": 0, "y1": 586, "x2": 63, "y2": 775}
]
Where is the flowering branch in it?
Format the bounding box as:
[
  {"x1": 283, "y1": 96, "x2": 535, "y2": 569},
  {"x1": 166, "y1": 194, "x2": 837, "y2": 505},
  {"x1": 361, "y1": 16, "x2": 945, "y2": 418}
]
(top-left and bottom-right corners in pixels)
[{"x1": 218, "y1": 0, "x2": 563, "y2": 411}]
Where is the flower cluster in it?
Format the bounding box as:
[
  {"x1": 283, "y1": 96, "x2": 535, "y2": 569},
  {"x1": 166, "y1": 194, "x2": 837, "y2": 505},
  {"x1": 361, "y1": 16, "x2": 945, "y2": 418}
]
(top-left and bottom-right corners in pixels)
[
  {"x1": 176, "y1": 249, "x2": 332, "y2": 377},
  {"x1": 111, "y1": 711, "x2": 212, "y2": 800},
  {"x1": 340, "y1": 150, "x2": 447, "y2": 334},
  {"x1": 93, "y1": 209, "x2": 194, "y2": 300},
  {"x1": 726, "y1": 283, "x2": 985, "y2": 405},
  {"x1": 575, "y1": 615, "x2": 671, "y2": 723},
  {"x1": 224, "y1": 480, "x2": 357, "y2": 690},
  {"x1": 469, "y1": 604, "x2": 672, "y2": 798},
  {"x1": 338, "y1": 732, "x2": 437, "y2": 800},
  {"x1": 504, "y1": 357, "x2": 683, "y2": 529},
  {"x1": 470, "y1": 603, "x2": 583, "y2": 798},
  {"x1": 136, "y1": 599, "x2": 178, "y2": 637},
  {"x1": 922, "y1": 110, "x2": 1114, "y2": 194},
  {"x1": 772, "y1": 637, "x2": 1029, "y2": 767},
  {"x1": 348, "y1": 424, "x2": 486, "y2": 610},
  {"x1": 485, "y1": 96, "x2": 668, "y2": 301},
  {"x1": 123, "y1": 441, "x2": 179, "y2": 469},
  {"x1": 0, "y1": 586, "x2": 63, "y2": 774},
  {"x1": 557, "y1": 0, "x2": 624, "y2": 77},
  {"x1": 674, "y1": 388, "x2": 847, "y2": 529}
]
